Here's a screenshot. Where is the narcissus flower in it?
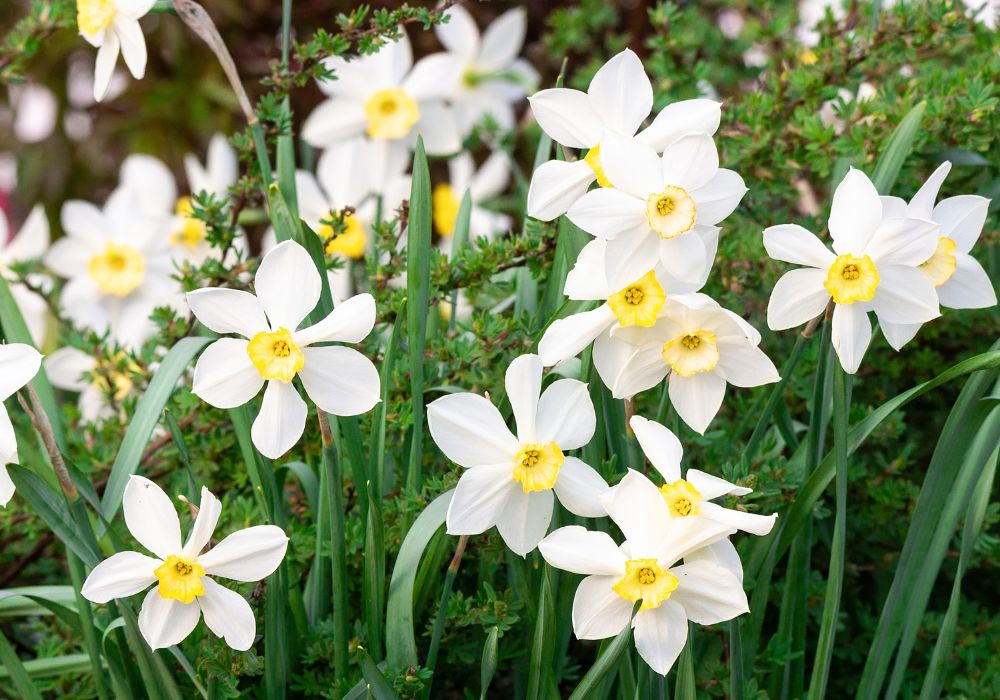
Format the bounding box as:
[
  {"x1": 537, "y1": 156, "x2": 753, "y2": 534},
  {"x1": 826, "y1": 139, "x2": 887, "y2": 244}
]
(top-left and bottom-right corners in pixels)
[
  {"x1": 81, "y1": 476, "x2": 288, "y2": 650},
  {"x1": 428, "y1": 354, "x2": 608, "y2": 556},
  {"x1": 0, "y1": 205, "x2": 50, "y2": 345},
  {"x1": 567, "y1": 131, "x2": 747, "y2": 286},
  {"x1": 46, "y1": 346, "x2": 139, "y2": 423},
  {"x1": 434, "y1": 5, "x2": 538, "y2": 136},
  {"x1": 878, "y1": 161, "x2": 997, "y2": 348},
  {"x1": 527, "y1": 48, "x2": 721, "y2": 221},
  {"x1": 593, "y1": 294, "x2": 778, "y2": 434},
  {"x1": 76, "y1": 0, "x2": 156, "y2": 101},
  {"x1": 538, "y1": 469, "x2": 747, "y2": 675},
  {"x1": 0, "y1": 343, "x2": 42, "y2": 506},
  {"x1": 764, "y1": 168, "x2": 941, "y2": 373},
  {"x1": 433, "y1": 151, "x2": 512, "y2": 243},
  {"x1": 188, "y1": 240, "x2": 380, "y2": 459}
]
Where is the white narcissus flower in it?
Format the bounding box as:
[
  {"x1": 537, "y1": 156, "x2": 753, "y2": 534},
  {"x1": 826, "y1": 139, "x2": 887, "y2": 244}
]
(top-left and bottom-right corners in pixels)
[
  {"x1": 567, "y1": 131, "x2": 747, "y2": 287},
  {"x1": 81, "y1": 475, "x2": 288, "y2": 650},
  {"x1": 594, "y1": 294, "x2": 778, "y2": 434},
  {"x1": 433, "y1": 151, "x2": 512, "y2": 244},
  {"x1": 302, "y1": 33, "x2": 462, "y2": 175},
  {"x1": 0, "y1": 343, "x2": 42, "y2": 506},
  {"x1": 45, "y1": 193, "x2": 184, "y2": 351},
  {"x1": 427, "y1": 354, "x2": 608, "y2": 556},
  {"x1": 527, "y1": 48, "x2": 722, "y2": 221},
  {"x1": 46, "y1": 346, "x2": 139, "y2": 423},
  {"x1": 0, "y1": 205, "x2": 51, "y2": 346},
  {"x1": 434, "y1": 5, "x2": 538, "y2": 136},
  {"x1": 538, "y1": 470, "x2": 746, "y2": 675},
  {"x1": 764, "y1": 168, "x2": 941, "y2": 374},
  {"x1": 76, "y1": 0, "x2": 156, "y2": 101},
  {"x1": 188, "y1": 240, "x2": 380, "y2": 459},
  {"x1": 878, "y1": 161, "x2": 997, "y2": 348}
]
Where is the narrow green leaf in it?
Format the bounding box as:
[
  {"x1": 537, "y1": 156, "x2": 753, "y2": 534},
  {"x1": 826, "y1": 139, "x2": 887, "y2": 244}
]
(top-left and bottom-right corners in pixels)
[
  {"x1": 321, "y1": 417, "x2": 349, "y2": 684},
  {"x1": 567, "y1": 610, "x2": 636, "y2": 700},
  {"x1": 0, "y1": 586, "x2": 77, "y2": 616},
  {"x1": 0, "y1": 625, "x2": 44, "y2": 698},
  {"x1": 358, "y1": 647, "x2": 400, "y2": 700},
  {"x1": 675, "y1": 624, "x2": 696, "y2": 699},
  {"x1": 870, "y1": 101, "x2": 926, "y2": 193},
  {"x1": 447, "y1": 190, "x2": 473, "y2": 331},
  {"x1": 480, "y1": 626, "x2": 500, "y2": 700},
  {"x1": 526, "y1": 567, "x2": 555, "y2": 700}
]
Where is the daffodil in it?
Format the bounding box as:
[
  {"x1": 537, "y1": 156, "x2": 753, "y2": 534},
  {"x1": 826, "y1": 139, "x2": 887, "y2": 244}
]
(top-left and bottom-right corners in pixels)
[
  {"x1": 566, "y1": 131, "x2": 747, "y2": 286},
  {"x1": 434, "y1": 5, "x2": 538, "y2": 136},
  {"x1": 593, "y1": 294, "x2": 778, "y2": 434},
  {"x1": 764, "y1": 167, "x2": 941, "y2": 373},
  {"x1": 76, "y1": 0, "x2": 156, "y2": 101},
  {"x1": 46, "y1": 346, "x2": 138, "y2": 423},
  {"x1": 427, "y1": 354, "x2": 608, "y2": 556},
  {"x1": 877, "y1": 161, "x2": 997, "y2": 348},
  {"x1": 536, "y1": 237, "x2": 717, "y2": 367},
  {"x1": 0, "y1": 343, "x2": 42, "y2": 506},
  {"x1": 526, "y1": 48, "x2": 722, "y2": 221},
  {"x1": 188, "y1": 240, "x2": 380, "y2": 459},
  {"x1": 433, "y1": 151, "x2": 512, "y2": 242},
  {"x1": 81, "y1": 475, "x2": 288, "y2": 650},
  {"x1": 0, "y1": 205, "x2": 50, "y2": 345},
  {"x1": 538, "y1": 468, "x2": 747, "y2": 675}
]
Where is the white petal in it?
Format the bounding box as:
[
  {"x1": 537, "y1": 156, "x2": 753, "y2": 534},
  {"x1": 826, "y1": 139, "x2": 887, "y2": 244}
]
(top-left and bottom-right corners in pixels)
[
  {"x1": 600, "y1": 131, "x2": 662, "y2": 198},
  {"x1": 6, "y1": 204, "x2": 50, "y2": 261},
  {"x1": 881, "y1": 320, "x2": 923, "y2": 351},
  {"x1": 831, "y1": 302, "x2": 872, "y2": 374},
  {"x1": 0, "y1": 465, "x2": 13, "y2": 507},
  {"x1": 413, "y1": 101, "x2": 462, "y2": 155},
  {"x1": 294, "y1": 293, "x2": 376, "y2": 347},
  {"x1": 529, "y1": 88, "x2": 602, "y2": 149},
  {"x1": 251, "y1": 381, "x2": 308, "y2": 459},
  {"x1": 445, "y1": 463, "x2": 515, "y2": 535},
  {"x1": 601, "y1": 470, "x2": 671, "y2": 558},
  {"x1": 572, "y1": 574, "x2": 633, "y2": 640},
  {"x1": 658, "y1": 232, "x2": 708, "y2": 285},
  {"x1": 123, "y1": 476, "x2": 182, "y2": 560},
  {"x1": 698, "y1": 501, "x2": 777, "y2": 536},
  {"x1": 506, "y1": 354, "x2": 542, "y2": 443},
  {"x1": 553, "y1": 456, "x2": 608, "y2": 517},
  {"x1": 470, "y1": 150, "x2": 511, "y2": 201},
  {"x1": 199, "y1": 578, "x2": 256, "y2": 651},
  {"x1": 880, "y1": 195, "x2": 909, "y2": 220},
  {"x1": 191, "y1": 339, "x2": 264, "y2": 409},
  {"x1": 45, "y1": 238, "x2": 95, "y2": 279},
  {"x1": 934, "y1": 195, "x2": 989, "y2": 254},
  {"x1": 596, "y1": 337, "x2": 668, "y2": 400},
  {"x1": 829, "y1": 168, "x2": 882, "y2": 255},
  {"x1": 716, "y1": 341, "x2": 780, "y2": 388},
  {"x1": 658, "y1": 517, "x2": 736, "y2": 567},
  {"x1": 668, "y1": 371, "x2": 726, "y2": 435},
  {"x1": 564, "y1": 239, "x2": 612, "y2": 300},
  {"x1": 634, "y1": 600, "x2": 688, "y2": 676},
  {"x1": 691, "y1": 169, "x2": 746, "y2": 226},
  {"x1": 907, "y1": 161, "x2": 951, "y2": 219},
  {"x1": 403, "y1": 53, "x2": 465, "y2": 101},
  {"x1": 526, "y1": 159, "x2": 595, "y2": 222},
  {"x1": 427, "y1": 393, "x2": 518, "y2": 468},
  {"x1": 604, "y1": 231, "x2": 663, "y2": 292},
  {"x1": 93, "y1": 34, "x2": 120, "y2": 102},
  {"x1": 635, "y1": 99, "x2": 722, "y2": 150},
  {"x1": 315, "y1": 141, "x2": 368, "y2": 209},
  {"x1": 628, "y1": 415, "x2": 683, "y2": 483},
  {"x1": 80, "y1": 551, "x2": 158, "y2": 603},
  {"x1": 199, "y1": 525, "x2": 288, "y2": 582},
  {"x1": 0, "y1": 343, "x2": 41, "y2": 400},
  {"x1": 567, "y1": 187, "x2": 647, "y2": 241},
  {"x1": 586, "y1": 49, "x2": 652, "y2": 136},
  {"x1": 870, "y1": 265, "x2": 939, "y2": 324},
  {"x1": 182, "y1": 487, "x2": 221, "y2": 558},
  {"x1": 686, "y1": 469, "x2": 751, "y2": 500},
  {"x1": 766, "y1": 268, "x2": 830, "y2": 330},
  {"x1": 539, "y1": 526, "x2": 626, "y2": 576},
  {"x1": 186, "y1": 288, "x2": 268, "y2": 338},
  {"x1": 59, "y1": 200, "x2": 107, "y2": 248},
  {"x1": 298, "y1": 346, "x2": 380, "y2": 416},
  {"x1": 495, "y1": 488, "x2": 553, "y2": 556},
  {"x1": 670, "y1": 560, "x2": 748, "y2": 624},
  {"x1": 254, "y1": 240, "x2": 321, "y2": 331},
  {"x1": 300, "y1": 98, "x2": 367, "y2": 148},
  {"x1": 763, "y1": 224, "x2": 834, "y2": 268},
  {"x1": 114, "y1": 18, "x2": 146, "y2": 79},
  {"x1": 535, "y1": 378, "x2": 596, "y2": 449},
  {"x1": 478, "y1": 7, "x2": 527, "y2": 71},
  {"x1": 683, "y1": 538, "x2": 744, "y2": 582},
  {"x1": 866, "y1": 217, "x2": 939, "y2": 267},
  {"x1": 435, "y1": 5, "x2": 479, "y2": 58},
  {"x1": 660, "y1": 134, "x2": 718, "y2": 191},
  {"x1": 938, "y1": 254, "x2": 997, "y2": 309},
  {"x1": 537, "y1": 306, "x2": 616, "y2": 367},
  {"x1": 138, "y1": 589, "x2": 201, "y2": 650}
]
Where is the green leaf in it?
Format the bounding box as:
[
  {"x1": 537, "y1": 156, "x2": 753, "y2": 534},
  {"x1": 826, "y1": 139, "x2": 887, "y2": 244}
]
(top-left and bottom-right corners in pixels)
[
  {"x1": 526, "y1": 568, "x2": 555, "y2": 700},
  {"x1": 358, "y1": 648, "x2": 400, "y2": 700},
  {"x1": 870, "y1": 101, "x2": 926, "y2": 193},
  {"x1": 0, "y1": 586, "x2": 77, "y2": 617},
  {"x1": 0, "y1": 627, "x2": 43, "y2": 698},
  {"x1": 447, "y1": 190, "x2": 473, "y2": 332},
  {"x1": 479, "y1": 626, "x2": 500, "y2": 700},
  {"x1": 567, "y1": 608, "x2": 637, "y2": 700}
]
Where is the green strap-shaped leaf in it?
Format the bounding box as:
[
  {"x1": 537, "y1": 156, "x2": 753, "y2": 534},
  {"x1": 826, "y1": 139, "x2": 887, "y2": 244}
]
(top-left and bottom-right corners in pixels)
[
  {"x1": 479, "y1": 626, "x2": 500, "y2": 700},
  {"x1": 870, "y1": 101, "x2": 927, "y2": 193},
  {"x1": 567, "y1": 607, "x2": 637, "y2": 700},
  {"x1": 0, "y1": 631, "x2": 54, "y2": 695}
]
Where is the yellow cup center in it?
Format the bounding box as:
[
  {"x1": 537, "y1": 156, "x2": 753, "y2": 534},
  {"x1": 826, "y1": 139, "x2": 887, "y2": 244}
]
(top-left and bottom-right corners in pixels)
[
  {"x1": 824, "y1": 253, "x2": 880, "y2": 304},
  {"x1": 319, "y1": 213, "x2": 367, "y2": 259},
  {"x1": 659, "y1": 479, "x2": 703, "y2": 518},
  {"x1": 584, "y1": 145, "x2": 613, "y2": 188},
  {"x1": 645, "y1": 186, "x2": 697, "y2": 239},
  {"x1": 512, "y1": 441, "x2": 564, "y2": 493},
  {"x1": 364, "y1": 88, "x2": 420, "y2": 140},
  {"x1": 247, "y1": 327, "x2": 304, "y2": 382},
  {"x1": 77, "y1": 0, "x2": 116, "y2": 35},
  {"x1": 171, "y1": 197, "x2": 208, "y2": 250},
  {"x1": 919, "y1": 236, "x2": 957, "y2": 288},
  {"x1": 661, "y1": 329, "x2": 719, "y2": 376},
  {"x1": 154, "y1": 554, "x2": 205, "y2": 605},
  {"x1": 612, "y1": 558, "x2": 679, "y2": 611},
  {"x1": 607, "y1": 270, "x2": 667, "y2": 327},
  {"x1": 432, "y1": 183, "x2": 461, "y2": 237},
  {"x1": 88, "y1": 242, "x2": 146, "y2": 297}
]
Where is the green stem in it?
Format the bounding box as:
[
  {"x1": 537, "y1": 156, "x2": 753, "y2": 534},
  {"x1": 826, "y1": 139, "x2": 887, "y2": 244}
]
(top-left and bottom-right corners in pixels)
[
  {"x1": 675, "y1": 623, "x2": 695, "y2": 699},
  {"x1": 729, "y1": 618, "x2": 744, "y2": 700},
  {"x1": 424, "y1": 535, "x2": 468, "y2": 697},
  {"x1": 742, "y1": 332, "x2": 810, "y2": 462},
  {"x1": 320, "y1": 411, "x2": 349, "y2": 684},
  {"x1": 67, "y1": 552, "x2": 111, "y2": 700}
]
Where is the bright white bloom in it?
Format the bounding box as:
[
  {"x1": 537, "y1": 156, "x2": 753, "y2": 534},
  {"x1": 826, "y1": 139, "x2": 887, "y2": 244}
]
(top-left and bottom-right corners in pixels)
[
  {"x1": 46, "y1": 346, "x2": 139, "y2": 423},
  {"x1": 527, "y1": 49, "x2": 722, "y2": 221},
  {"x1": 428, "y1": 354, "x2": 608, "y2": 556},
  {"x1": 9, "y1": 83, "x2": 58, "y2": 143},
  {"x1": 878, "y1": 161, "x2": 997, "y2": 348},
  {"x1": 188, "y1": 241, "x2": 380, "y2": 459},
  {"x1": 0, "y1": 343, "x2": 42, "y2": 506},
  {"x1": 0, "y1": 205, "x2": 50, "y2": 345},
  {"x1": 567, "y1": 131, "x2": 747, "y2": 287},
  {"x1": 434, "y1": 5, "x2": 538, "y2": 136},
  {"x1": 302, "y1": 33, "x2": 462, "y2": 178},
  {"x1": 81, "y1": 475, "x2": 288, "y2": 650},
  {"x1": 76, "y1": 0, "x2": 156, "y2": 101},
  {"x1": 594, "y1": 294, "x2": 778, "y2": 434},
  {"x1": 765, "y1": 168, "x2": 941, "y2": 373},
  {"x1": 45, "y1": 193, "x2": 183, "y2": 350},
  {"x1": 538, "y1": 469, "x2": 746, "y2": 675},
  {"x1": 433, "y1": 151, "x2": 512, "y2": 244}
]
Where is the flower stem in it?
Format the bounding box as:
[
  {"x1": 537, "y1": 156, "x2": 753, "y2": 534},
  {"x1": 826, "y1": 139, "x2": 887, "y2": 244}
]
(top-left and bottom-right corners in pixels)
[
  {"x1": 424, "y1": 534, "x2": 469, "y2": 696},
  {"x1": 319, "y1": 410, "x2": 349, "y2": 684}
]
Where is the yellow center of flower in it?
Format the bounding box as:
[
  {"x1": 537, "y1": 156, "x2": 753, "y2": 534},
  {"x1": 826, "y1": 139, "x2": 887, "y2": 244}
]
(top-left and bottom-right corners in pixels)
[
  {"x1": 154, "y1": 554, "x2": 205, "y2": 605},
  {"x1": 661, "y1": 329, "x2": 719, "y2": 376},
  {"x1": 919, "y1": 236, "x2": 957, "y2": 288},
  {"x1": 659, "y1": 479, "x2": 703, "y2": 518},
  {"x1": 247, "y1": 327, "x2": 304, "y2": 382},
  {"x1": 511, "y1": 441, "x2": 565, "y2": 493},
  {"x1": 607, "y1": 271, "x2": 667, "y2": 327},
  {"x1": 824, "y1": 253, "x2": 880, "y2": 304},
  {"x1": 612, "y1": 558, "x2": 679, "y2": 611},
  {"x1": 800, "y1": 48, "x2": 819, "y2": 65},
  {"x1": 88, "y1": 242, "x2": 146, "y2": 297},
  {"x1": 364, "y1": 88, "x2": 420, "y2": 140},
  {"x1": 77, "y1": 0, "x2": 116, "y2": 36},
  {"x1": 584, "y1": 145, "x2": 613, "y2": 188},
  {"x1": 645, "y1": 186, "x2": 697, "y2": 238},
  {"x1": 432, "y1": 183, "x2": 461, "y2": 237},
  {"x1": 319, "y1": 214, "x2": 366, "y2": 259},
  {"x1": 91, "y1": 353, "x2": 138, "y2": 401},
  {"x1": 170, "y1": 197, "x2": 208, "y2": 250}
]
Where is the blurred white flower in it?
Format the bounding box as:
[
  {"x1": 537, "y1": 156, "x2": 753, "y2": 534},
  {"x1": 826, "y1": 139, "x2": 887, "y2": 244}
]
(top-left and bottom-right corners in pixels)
[
  {"x1": 433, "y1": 151, "x2": 511, "y2": 244},
  {"x1": 81, "y1": 475, "x2": 288, "y2": 650},
  {"x1": 428, "y1": 354, "x2": 607, "y2": 556},
  {"x1": 10, "y1": 84, "x2": 58, "y2": 143},
  {"x1": 0, "y1": 343, "x2": 42, "y2": 506},
  {"x1": 76, "y1": 0, "x2": 156, "y2": 101},
  {"x1": 0, "y1": 205, "x2": 51, "y2": 346},
  {"x1": 46, "y1": 346, "x2": 139, "y2": 423}
]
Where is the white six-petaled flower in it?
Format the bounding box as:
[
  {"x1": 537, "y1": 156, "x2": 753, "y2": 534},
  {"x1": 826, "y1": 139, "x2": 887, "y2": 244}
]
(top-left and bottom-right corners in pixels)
[
  {"x1": 81, "y1": 476, "x2": 288, "y2": 650},
  {"x1": 188, "y1": 240, "x2": 380, "y2": 459},
  {"x1": 427, "y1": 354, "x2": 608, "y2": 556},
  {"x1": 76, "y1": 0, "x2": 155, "y2": 101},
  {"x1": 0, "y1": 343, "x2": 42, "y2": 507}
]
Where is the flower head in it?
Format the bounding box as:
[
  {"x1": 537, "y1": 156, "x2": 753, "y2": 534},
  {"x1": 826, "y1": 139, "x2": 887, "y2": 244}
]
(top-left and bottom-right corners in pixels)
[
  {"x1": 433, "y1": 151, "x2": 511, "y2": 242},
  {"x1": 0, "y1": 343, "x2": 42, "y2": 507},
  {"x1": 77, "y1": 0, "x2": 156, "y2": 101}
]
